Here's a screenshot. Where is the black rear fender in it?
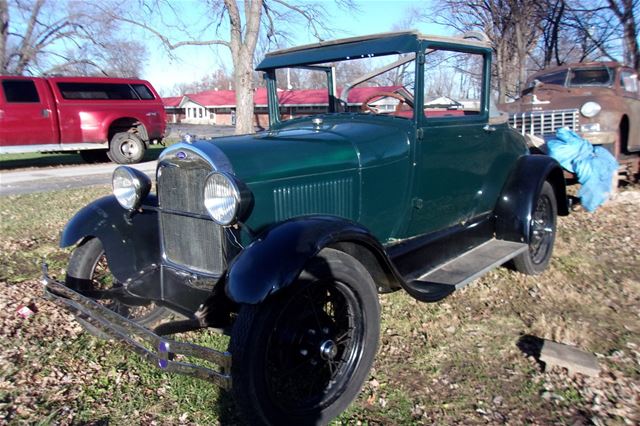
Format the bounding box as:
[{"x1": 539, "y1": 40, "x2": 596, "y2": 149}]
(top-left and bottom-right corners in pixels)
[
  {"x1": 225, "y1": 216, "x2": 401, "y2": 305},
  {"x1": 60, "y1": 195, "x2": 160, "y2": 283},
  {"x1": 495, "y1": 155, "x2": 568, "y2": 244}
]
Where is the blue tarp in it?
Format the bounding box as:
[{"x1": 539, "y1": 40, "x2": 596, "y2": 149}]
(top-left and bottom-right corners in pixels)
[{"x1": 546, "y1": 128, "x2": 619, "y2": 212}]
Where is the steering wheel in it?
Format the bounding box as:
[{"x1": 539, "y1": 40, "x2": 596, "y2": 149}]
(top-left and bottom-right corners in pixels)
[{"x1": 360, "y1": 92, "x2": 411, "y2": 114}]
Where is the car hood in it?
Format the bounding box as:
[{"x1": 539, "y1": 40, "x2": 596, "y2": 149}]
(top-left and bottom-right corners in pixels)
[{"x1": 207, "y1": 116, "x2": 412, "y2": 184}]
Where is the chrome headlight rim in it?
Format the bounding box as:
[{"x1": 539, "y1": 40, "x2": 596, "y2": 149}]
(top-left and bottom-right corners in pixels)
[
  {"x1": 112, "y1": 166, "x2": 151, "y2": 210},
  {"x1": 580, "y1": 101, "x2": 601, "y2": 118},
  {"x1": 203, "y1": 171, "x2": 242, "y2": 226}
]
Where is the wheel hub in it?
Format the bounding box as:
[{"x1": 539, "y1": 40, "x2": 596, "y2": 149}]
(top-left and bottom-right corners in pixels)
[{"x1": 319, "y1": 339, "x2": 338, "y2": 360}]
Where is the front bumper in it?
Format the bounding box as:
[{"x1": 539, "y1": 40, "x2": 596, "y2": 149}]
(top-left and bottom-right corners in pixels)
[{"x1": 41, "y1": 264, "x2": 231, "y2": 390}]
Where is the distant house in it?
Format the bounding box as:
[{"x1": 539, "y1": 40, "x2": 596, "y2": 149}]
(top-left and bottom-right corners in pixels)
[
  {"x1": 162, "y1": 96, "x2": 185, "y2": 123},
  {"x1": 424, "y1": 96, "x2": 463, "y2": 109},
  {"x1": 163, "y1": 86, "x2": 410, "y2": 127}
]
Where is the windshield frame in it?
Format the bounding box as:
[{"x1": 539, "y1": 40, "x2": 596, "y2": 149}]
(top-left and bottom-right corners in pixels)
[{"x1": 263, "y1": 52, "x2": 419, "y2": 127}]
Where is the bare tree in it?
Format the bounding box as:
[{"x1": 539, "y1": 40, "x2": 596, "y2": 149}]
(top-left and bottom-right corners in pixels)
[
  {"x1": 170, "y1": 69, "x2": 235, "y2": 95},
  {"x1": 101, "y1": 0, "x2": 355, "y2": 135},
  {"x1": 537, "y1": 0, "x2": 638, "y2": 69},
  {"x1": 605, "y1": 0, "x2": 640, "y2": 71},
  {"x1": 428, "y1": 0, "x2": 544, "y2": 102},
  {"x1": 0, "y1": 0, "x2": 148, "y2": 77}
]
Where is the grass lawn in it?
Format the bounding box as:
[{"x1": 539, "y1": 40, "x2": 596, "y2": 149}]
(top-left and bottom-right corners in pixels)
[{"x1": 0, "y1": 185, "x2": 638, "y2": 424}]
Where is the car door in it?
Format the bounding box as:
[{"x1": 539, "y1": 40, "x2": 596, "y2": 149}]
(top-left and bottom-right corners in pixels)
[
  {"x1": 405, "y1": 46, "x2": 504, "y2": 236},
  {"x1": 0, "y1": 78, "x2": 58, "y2": 148}
]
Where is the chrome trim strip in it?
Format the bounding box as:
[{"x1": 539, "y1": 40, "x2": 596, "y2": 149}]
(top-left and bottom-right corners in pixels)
[
  {"x1": 0, "y1": 143, "x2": 108, "y2": 154},
  {"x1": 41, "y1": 263, "x2": 231, "y2": 389}
]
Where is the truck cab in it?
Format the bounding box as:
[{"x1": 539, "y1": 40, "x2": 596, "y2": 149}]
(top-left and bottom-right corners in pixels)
[{"x1": 0, "y1": 76, "x2": 166, "y2": 163}]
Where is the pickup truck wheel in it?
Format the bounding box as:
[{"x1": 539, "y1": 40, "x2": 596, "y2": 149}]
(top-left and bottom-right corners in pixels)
[
  {"x1": 65, "y1": 238, "x2": 167, "y2": 330},
  {"x1": 512, "y1": 181, "x2": 557, "y2": 275},
  {"x1": 108, "y1": 132, "x2": 146, "y2": 164},
  {"x1": 79, "y1": 149, "x2": 109, "y2": 163},
  {"x1": 229, "y1": 248, "x2": 380, "y2": 425}
]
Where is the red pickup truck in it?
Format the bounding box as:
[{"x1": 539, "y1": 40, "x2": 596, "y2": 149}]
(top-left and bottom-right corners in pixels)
[{"x1": 0, "y1": 76, "x2": 166, "y2": 164}]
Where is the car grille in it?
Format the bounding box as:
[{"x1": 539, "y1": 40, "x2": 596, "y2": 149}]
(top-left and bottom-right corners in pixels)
[
  {"x1": 157, "y1": 151, "x2": 225, "y2": 275},
  {"x1": 509, "y1": 109, "x2": 579, "y2": 136}
]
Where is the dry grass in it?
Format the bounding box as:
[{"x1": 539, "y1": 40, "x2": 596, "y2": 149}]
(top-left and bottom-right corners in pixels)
[{"x1": 0, "y1": 185, "x2": 639, "y2": 424}]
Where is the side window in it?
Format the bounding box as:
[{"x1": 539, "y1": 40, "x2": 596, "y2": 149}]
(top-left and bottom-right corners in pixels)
[
  {"x1": 423, "y1": 50, "x2": 483, "y2": 118},
  {"x1": 132, "y1": 84, "x2": 155, "y2": 100},
  {"x1": 620, "y1": 71, "x2": 638, "y2": 93},
  {"x1": 2, "y1": 80, "x2": 40, "y2": 103},
  {"x1": 57, "y1": 83, "x2": 139, "y2": 100}
]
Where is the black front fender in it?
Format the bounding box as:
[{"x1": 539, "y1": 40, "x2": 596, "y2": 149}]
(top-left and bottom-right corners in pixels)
[
  {"x1": 495, "y1": 155, "x2": 568, "y2": 243},
  {"x1": 60, "y1": 195, "x2": 160, "y2": 283},
  {"x1": 225, "y1": 216, "x2": 395, "y2": 304}
]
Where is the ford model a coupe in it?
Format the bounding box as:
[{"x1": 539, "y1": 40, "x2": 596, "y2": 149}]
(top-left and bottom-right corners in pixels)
[{"x1": 43, "y1": 32, "x2": 568, "y2": 424}]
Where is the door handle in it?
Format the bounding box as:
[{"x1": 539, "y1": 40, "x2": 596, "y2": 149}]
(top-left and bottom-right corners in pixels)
[
  {"x1": 483, "y1": 124, "x2": 496, "y2": 132},
  {"x1": 42, "y1": 109, "x2": 50, "y2": 118}
]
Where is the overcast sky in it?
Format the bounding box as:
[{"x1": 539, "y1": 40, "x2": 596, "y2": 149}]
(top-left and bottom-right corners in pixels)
[{"x1": 142, "y1": 0, "x2": 449, "y2": 95}]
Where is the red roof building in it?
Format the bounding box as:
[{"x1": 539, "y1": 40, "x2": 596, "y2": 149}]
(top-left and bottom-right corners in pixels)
[{"x1": 163, "y1": 86, "x2": 408, "y2": 127}]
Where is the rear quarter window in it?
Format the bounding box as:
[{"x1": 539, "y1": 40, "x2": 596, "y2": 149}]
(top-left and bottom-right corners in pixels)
[
  {"x1": 57, "y1": 82, "x2": 140, "y2": 100},
  {"x1": 2, "y1": 80, "x2": 40, "y2": 103},
  {"x1": 132, "y1": 84, "x2": 155, "y2": 100}
]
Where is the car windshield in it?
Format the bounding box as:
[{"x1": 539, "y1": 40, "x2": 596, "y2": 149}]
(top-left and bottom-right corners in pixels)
[
  {"x1": 273, "y1": 53, "x2": 416, "y2": 121},
  {"x1": 528, "y1": 70, "x2": 568, "y2": 88},
  {"x1": 568, "y1": 67, "x2": 614, "y2": 86}
]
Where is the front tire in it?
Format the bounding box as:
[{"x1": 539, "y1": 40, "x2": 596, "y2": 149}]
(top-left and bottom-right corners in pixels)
[
  {"x1": 108, "y1": 132, "x2": 146, "y2": 164},
  {"x1": 512, "y1": 181, "x2": 557, "y2": 275},
  {"x1": 229, "y1": 248, "x2": 380, "y2": 425},
  {"x1": 65, "y1": 238, "x2": 167, "y2": 329}
]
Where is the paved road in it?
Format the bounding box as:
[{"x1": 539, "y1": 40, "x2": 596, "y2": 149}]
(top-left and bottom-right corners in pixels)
[
  {"x1": 0, "y1": 124, "x2": 240, "y2": 197},
  {"x1": 0, "y1": 161, "x2": 157, "y2": 196}
]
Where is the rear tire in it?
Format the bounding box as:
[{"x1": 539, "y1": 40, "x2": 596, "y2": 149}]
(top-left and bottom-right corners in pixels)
[
  {"x1": 513, "y1": 181, "x2": 557, "y2": 275},
  {"x1": 229, "y1": 248, "x2": 380, "y2": 425},
  {"x1": 108, "y1": 132, "x2": 146, "y2": 164}
]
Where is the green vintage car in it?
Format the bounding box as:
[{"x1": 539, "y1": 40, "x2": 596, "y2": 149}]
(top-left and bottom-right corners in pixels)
[{"x1": 43, "y1": 31, "x2": 568, "y2": 425}]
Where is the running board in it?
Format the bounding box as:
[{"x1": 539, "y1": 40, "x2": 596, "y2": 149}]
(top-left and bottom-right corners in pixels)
[{"x1": 404, "y1": 239, "x2": 528, "y2": 303}]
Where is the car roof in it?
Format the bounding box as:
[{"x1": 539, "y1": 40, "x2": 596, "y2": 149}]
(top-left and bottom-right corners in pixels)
[
  {"x1": 256, "y1": 30, "x2": 490, "y2": 71},
  {"x1": 527, "y1": 61, "x2": 624, "y2": 82}
]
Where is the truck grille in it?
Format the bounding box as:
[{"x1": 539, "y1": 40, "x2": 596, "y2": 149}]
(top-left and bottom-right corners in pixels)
[
  {"x1": 157, "y1": 151, "x2": 225, "y2": 275},
  {"x1": 509, "y1": 109, "x2": 579, "y2": 136}
]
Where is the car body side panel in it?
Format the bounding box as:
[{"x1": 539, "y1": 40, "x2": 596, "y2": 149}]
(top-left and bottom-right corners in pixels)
[{"x1": 60, "y1": 195, "x2": 161, "y2": 283}]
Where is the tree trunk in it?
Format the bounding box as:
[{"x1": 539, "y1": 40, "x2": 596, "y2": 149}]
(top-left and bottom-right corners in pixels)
[
  {"x1": 0, "y1": 0, "x2": 7, "y2": 73},
  {"x1": 234, "y1": 58, "x2": 255, "y2": 134},
  {"x1": 225, "y1": 0, "x2": 262, "y2": 135}
]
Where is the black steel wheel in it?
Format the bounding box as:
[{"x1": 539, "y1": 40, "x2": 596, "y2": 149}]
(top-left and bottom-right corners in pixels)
[
  {"x1": 108, "y1": 132, "x2": 146, "y2": 164},
  {"x1": 65, "y1": 238, "x2": 167, "y2": 328},
  {"x1": 513, "y1": 181, "x2": 557, "y2": 275},
  {"x1": 230, "y1": 248, "x2": 380, "y2": 425}
]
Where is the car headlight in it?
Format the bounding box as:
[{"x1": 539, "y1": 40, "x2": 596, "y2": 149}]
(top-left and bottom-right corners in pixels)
[
  {"x1": 204, "y1": 172, "x2": 249, "y2": 226},
  {"x1": 580, "y1": 101, "x2": 601, "y2": 118},
  {"x1": 112, "y1": 166, "x2": 151, "y2": 210}
]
